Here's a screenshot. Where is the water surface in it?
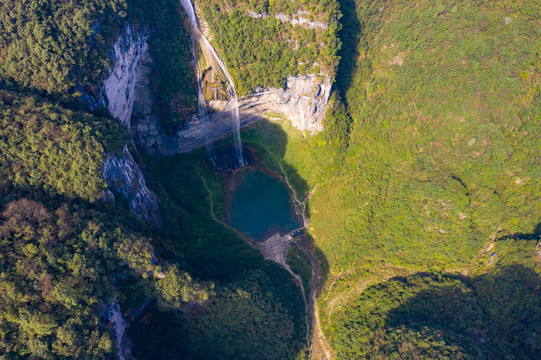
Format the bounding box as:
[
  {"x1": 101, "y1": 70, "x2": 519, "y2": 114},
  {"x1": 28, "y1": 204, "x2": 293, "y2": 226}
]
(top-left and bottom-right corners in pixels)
[{"x1": 227, "y1": 169, "x2": 299, "y2": 241}]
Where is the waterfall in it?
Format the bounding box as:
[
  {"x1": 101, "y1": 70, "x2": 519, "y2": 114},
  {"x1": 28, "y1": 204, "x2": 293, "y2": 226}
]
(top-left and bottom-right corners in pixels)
[
  {"x1": 179, "y1": 0, "x2": 245, "y2": 166},
  {"x1": 196, "y1": 59, "x2": 217, "y2": 165}
]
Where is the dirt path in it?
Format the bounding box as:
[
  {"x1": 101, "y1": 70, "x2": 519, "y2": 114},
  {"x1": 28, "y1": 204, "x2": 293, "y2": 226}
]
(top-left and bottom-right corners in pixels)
[
  {"x1": 198, "y1": 157, "x2": 332, "y2": 359},
  {"x1": 295, "y1": 237, "x2": 335, "y2": 360},
  {"x1": 259, "y1": 233, "x2": 336, "y2": 359},
  {"x1": 259, "y1": 233, "x2": 311, "y2": 350},
  {"x1": 253, "y1": 145, "x2": 333, "y2": 359}
]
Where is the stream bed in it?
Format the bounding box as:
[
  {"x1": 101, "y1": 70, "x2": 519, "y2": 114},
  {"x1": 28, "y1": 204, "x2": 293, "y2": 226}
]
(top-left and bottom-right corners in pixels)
[{"x1": 227, "y1": 168, "x2": 300, "y2": 241}]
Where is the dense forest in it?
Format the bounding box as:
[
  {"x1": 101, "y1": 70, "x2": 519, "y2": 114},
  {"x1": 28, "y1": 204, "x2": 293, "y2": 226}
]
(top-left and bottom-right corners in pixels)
[
  {"x1": 199, "y1": 0, "x2": 342, "y2": 95},
  {"x1": 0, "y1": 0, "x2": 126, "y2": 93},
  {"x1": 0, "y1": 196, "x2": 212, "y2": 358},
  {"x1": 0, "y1": 0, "x2": 307, "y2": 359},
  {"x1": 0, "y1": 91, "x2": 128, "y2": 201},
  {"x1": 0, "y1": 0, "x2": 539, "y2": 359},
  {"x1": 238, "y1": 0, "x2": 541, "y2": 358},
  {"x1": 331, "y1": 263, "x2": 541, "y2": 359},
  {"x1": 0, "y1": 91, "x2": 215, "y2": 358}
]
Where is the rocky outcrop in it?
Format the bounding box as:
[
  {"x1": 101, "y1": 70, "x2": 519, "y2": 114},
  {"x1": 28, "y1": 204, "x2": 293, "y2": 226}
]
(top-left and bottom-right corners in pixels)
[
  {"x1": 130, "y1": 47, "x2": 168, "y2": 154},
  {"x1": 102, "y1": 26, "x2": 149, "y2": 128},
  {"x1": 128, "y1": 28, "x2": 255, "y2": 155},
  {"x1": 247, "y1": 11, "x2": 328, "y2": 30},
  {"x1": 132, "y1": 73, "x2": 331, "y2": 153},
  {"x1": 131, "y1": 50, "x2": 258, "y2": 155},
  {"x1": 95, "y1": 25, "x2": 162, "y2": 226},
  {"x1": 103, "y1": 299, "x2": 134, "y2": 360},
  {"x1": 238, "y1": 75, "x2": 331, "y2": 133},
  {"x1": 103, "y1": 146, "x2": 162, "y2": 225}
]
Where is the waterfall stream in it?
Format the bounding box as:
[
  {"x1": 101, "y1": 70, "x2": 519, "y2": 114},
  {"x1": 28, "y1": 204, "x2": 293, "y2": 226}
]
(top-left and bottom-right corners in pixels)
[{"x1": 179, "y1": 0, "x2": 245, "y2": 166}]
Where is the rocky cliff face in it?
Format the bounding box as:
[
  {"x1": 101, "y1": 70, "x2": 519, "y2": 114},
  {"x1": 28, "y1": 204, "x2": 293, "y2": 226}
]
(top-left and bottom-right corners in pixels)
[
  {"x1": 122, "y1": 4, "x2": 331, "y2": 154},
  {"x1": 131, "y1": 73, "x2": 331, "y2": 154},
  {"x1": 129, "y1": 44, "x2": 189, "y2": 155},
  {"x1": 103, "y1": 146, "x2": 162, "y2": 225},
  {"x1": 97, "y1": 25, "x2": 162, "y2": 225},
  {"x1": 238, "y1": 75, "x2": 332, "y2": 133},
  {"x1": 102, "y1": 27, "x2": 149, "y2": 128},
  {"x1": 98, "y1": 23, "x2": 332, "y2": 156},
  {"x1": 104, "y1": 299, "x2": 134, "y2": 360}
]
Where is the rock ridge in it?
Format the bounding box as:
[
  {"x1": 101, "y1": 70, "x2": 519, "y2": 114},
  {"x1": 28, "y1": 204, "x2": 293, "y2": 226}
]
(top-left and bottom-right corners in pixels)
[
  {"x1": 89, "y1": 25, "x2": 162, "y2": 225},
  {"x1": 239, "y1": 75, "x2": 331, "y2": 133},
  {"x1": 93, "y1": 23, "x2": 332, "y2": 157}
]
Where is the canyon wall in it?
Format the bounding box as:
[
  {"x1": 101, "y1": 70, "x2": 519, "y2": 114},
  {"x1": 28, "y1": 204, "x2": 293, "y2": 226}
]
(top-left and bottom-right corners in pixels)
[
  {"x1": 95, "y1": 25, "x2": 162, "y2": 226},
  {"x1": 130, "y1": 56, "x2": 331, "y2": 154},
  {"x1": 238, "y1": 75, "x2": 332, "y2": 133},
  {"x1": 132, "y1": 72, "x2": 331, "y2": 154},
  {"x1": 128, "y1": 5, "x2": 332, "y2": 155},
  {"x1": 94, "y1": 19, "x2": 332, "y2": 210}
]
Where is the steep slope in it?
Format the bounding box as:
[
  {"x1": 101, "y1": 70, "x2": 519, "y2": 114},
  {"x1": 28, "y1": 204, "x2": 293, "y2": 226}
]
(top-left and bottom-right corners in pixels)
[
  {"x1": 243, "y1": 0, "x2": 540, "y2": 358},
  {"x1": 311, "y1": 0, "x2": 540, "y2": 270},
  {"x1": 0, "y1": 91, "x2": 212, "y2": 359},
  {"x1": 0, "y1": 0, "x2": 126, "y2": 92}
]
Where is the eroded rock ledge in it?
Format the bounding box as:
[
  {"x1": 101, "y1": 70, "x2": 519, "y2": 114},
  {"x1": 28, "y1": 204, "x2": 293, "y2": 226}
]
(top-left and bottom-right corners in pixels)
[
  {"x1": 87, "y1": 25, "x2": 162, "y2": 226},
  {"x1": 239, "y1": 75, "x2": 331, "y2": 133},
  {"x1": 103, "y1": 146, "x2": 162, "y2": 225},
  {"x1": 94, "y1": 24, "x2": 332, "y2": 158},
  {"x1": 131, "y1": 52, "x2": 331, "y2": 154}
]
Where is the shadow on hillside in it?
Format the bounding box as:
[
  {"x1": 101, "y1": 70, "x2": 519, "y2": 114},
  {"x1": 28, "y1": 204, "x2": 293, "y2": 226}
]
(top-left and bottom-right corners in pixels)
[
  {"x1": 496, "y1": 222, "x2": 541, "y2": 242},
  {"x1": 382, "y1": 265, "x2": 541, "y2": 358},
  {"x1": 242, "y1": 119, "x2": 311, "y2": 199},
  {"x1": 138, "y1": 117, "x2": 331, "y2": 360},
  {"x1": 335, "y1": 0, "x2": 363, "y2": 97}
]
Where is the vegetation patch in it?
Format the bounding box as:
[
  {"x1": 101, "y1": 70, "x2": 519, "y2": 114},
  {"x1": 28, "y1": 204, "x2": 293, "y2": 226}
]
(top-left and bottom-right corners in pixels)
[
  {"x1": 199, "y1": 0, "x2": 342, "y2": 95},
  {"x1": 0, "y1": 91, "x2": 129, "y2": 202},
  {"x1": 0, "y1": 197, "x2": 210, "y2": 359},
  {"x1": 330, "y1": 258, "x2": 541, "y2": 359},
  {"x1": 0, "y1": 0, "x2": 127, "y2": 93},
  {"x1": 127, "y1": 0, "x2": 197, "y2": 130}
]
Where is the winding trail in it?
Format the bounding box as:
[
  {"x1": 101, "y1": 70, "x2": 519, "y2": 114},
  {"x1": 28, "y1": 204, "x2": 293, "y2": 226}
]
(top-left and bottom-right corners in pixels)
[
  {"x1": 242, "y1": 139, "x2": 317, "y2": 227},
  {"x1": 197, "y1": 146, "x2": 335, "y2": 358},
  {"x1": 295, "y1": 237, "x2": 335, "y2": 360},
  {"x1": 196, "y1": 161, "x2": 311, "y2": 350},
  {"x1": 258, "y1": 234, "x2": 311, "y2": 349}
]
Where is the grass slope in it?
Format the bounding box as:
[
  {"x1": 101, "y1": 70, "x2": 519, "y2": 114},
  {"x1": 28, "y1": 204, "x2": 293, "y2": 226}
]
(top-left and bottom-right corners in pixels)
[{"x1": 244, "y1": 0, "x2": 540, "y2": 357}]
